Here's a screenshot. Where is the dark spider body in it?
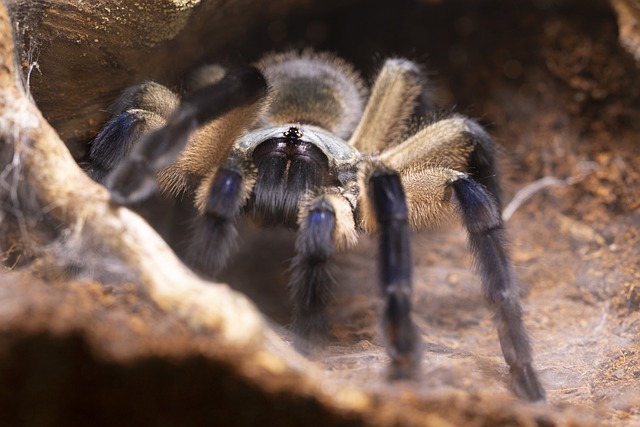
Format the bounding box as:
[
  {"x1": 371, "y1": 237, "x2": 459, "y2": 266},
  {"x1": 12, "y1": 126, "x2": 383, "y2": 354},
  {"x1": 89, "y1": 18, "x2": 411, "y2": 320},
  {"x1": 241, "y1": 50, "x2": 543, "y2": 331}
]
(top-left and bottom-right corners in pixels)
[{"x1": 87, "y1": 50, "x2": 545, "y2": 401}]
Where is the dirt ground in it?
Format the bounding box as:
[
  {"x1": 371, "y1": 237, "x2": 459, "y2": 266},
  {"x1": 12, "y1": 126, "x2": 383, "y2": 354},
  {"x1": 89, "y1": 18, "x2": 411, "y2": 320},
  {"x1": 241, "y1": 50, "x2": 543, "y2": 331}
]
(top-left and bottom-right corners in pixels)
[{"x1": 1, "y1": 1, "x2": 639, "y2": 426}]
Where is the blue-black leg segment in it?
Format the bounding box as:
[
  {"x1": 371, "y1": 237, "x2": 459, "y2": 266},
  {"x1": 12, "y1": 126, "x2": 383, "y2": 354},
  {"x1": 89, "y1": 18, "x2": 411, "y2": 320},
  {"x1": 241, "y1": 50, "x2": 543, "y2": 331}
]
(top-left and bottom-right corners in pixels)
[
  {"x1": 289, "y1": 198, "x2": 336, "y2": 349},
  {"x1": 464, "y1": 120, "x2": 502, "y2": 206},
  {"x1": 88, "y1": 111, "x2": 147, "y2": 183},
  {"x1": 188, "y1": 167, "x2": 244, "y2": 277},
  {"x1": 452, "y1": 175, "x2": 545, "y2": 402},
  {"x1": 369, "y1": 169, "x2": 421, "y2": 379},
  {"x1": 105, "y1": 66, "x2": 267, "y2": 205}
]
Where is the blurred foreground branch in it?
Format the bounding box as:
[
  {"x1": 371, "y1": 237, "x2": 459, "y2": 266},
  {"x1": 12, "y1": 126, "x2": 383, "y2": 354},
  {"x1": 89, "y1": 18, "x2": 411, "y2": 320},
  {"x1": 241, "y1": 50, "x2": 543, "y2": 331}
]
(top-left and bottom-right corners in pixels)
[{"x1": 0, "y1": 2, "x2": 265, "y2": 349}]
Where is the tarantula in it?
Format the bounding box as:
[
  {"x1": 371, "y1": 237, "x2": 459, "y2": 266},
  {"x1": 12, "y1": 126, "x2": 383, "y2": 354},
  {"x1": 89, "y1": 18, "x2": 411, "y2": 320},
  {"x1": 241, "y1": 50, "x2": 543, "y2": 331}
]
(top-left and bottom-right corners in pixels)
[{"x1": 87, "y1": 50, "x2": 545, "y2": 401}]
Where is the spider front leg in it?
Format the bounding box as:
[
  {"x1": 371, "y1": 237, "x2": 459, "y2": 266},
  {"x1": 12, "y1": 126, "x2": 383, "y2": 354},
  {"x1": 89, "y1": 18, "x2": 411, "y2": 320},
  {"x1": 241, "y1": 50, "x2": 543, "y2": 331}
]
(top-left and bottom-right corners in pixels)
[
  {"x1": 366, "y1": 167, "x2": 422, "y2": 379},
  {"x1": 187, "y1": 154, "x2": 255, "y2": 277},
  {"x1": 289, "y1": 192, "x2": 357, "y2": 348},
  {"x1": 88, "y1": 82, "x2": 179, "y2": 184},
  {"x1": 93, "y1": 66, "x2": 267, "y2": 205}
]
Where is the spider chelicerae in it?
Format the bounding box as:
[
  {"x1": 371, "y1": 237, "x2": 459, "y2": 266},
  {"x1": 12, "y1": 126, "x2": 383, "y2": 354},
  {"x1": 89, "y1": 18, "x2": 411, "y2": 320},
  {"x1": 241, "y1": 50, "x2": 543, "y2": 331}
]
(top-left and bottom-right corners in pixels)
[{"x1": 87, "y1": 50, "x2": 545, "y2": 401}]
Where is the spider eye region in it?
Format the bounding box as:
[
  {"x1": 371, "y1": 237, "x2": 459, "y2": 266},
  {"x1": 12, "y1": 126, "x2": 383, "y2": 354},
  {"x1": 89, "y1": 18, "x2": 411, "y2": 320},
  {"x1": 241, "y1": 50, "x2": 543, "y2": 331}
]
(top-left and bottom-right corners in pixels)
[{"x1": 283, "y1": 126, "x2": 303, "y2": 140}]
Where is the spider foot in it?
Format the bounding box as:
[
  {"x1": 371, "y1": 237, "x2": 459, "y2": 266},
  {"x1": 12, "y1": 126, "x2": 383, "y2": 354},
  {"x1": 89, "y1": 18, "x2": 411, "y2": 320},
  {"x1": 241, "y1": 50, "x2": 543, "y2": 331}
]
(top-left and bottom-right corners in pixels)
[
  {"x1": 382, "y1": 294, "x2": 422, "y2": 380},
  {"x1": 386, "y1": 353, "x2": 421, "y2": 381},
  {"x1": 187, "y1": 217, "x2": 238, "y2": 277},
  {"x1": 291, "y1": 311, "x2": 330, "y2": 355},
  {"x1": 511, "y1": 363, "x2": 546, "y2": 402}
]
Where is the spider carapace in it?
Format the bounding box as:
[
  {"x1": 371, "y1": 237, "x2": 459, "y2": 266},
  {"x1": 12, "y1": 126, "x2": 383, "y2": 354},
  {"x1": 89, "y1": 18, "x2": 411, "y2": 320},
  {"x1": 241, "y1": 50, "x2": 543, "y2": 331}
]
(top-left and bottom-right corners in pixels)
[{"x1": 88, "y1": 50, "x2": 545, "y2": 401}]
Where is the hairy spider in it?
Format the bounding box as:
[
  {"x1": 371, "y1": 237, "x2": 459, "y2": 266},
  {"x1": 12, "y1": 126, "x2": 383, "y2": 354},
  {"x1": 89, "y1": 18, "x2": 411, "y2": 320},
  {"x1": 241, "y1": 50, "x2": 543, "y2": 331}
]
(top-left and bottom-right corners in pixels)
[{"x1": 87, "y1": 50, "x2": 545, "y2": 401}]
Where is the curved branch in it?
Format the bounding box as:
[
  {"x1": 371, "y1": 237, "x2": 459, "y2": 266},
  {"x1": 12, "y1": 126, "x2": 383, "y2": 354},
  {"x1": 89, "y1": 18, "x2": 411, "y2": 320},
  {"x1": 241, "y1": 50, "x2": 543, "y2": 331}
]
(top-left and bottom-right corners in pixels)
[{"x1": 0, "y1": 2, "x2": 265, "y2": 349}]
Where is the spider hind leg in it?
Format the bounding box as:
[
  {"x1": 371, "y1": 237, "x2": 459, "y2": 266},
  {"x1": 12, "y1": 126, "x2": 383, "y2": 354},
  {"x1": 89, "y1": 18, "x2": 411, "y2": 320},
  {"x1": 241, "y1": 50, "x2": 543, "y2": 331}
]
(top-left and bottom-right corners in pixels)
[
  {"x1": 350, "y1": 58, "x2": 424, "y2": 154},
  {"x1": 452, "y1": 175, "x2": 545, "y2": 402},
  {"x1": 464, "y1": 119, "x2": 502, "y2": 204}
]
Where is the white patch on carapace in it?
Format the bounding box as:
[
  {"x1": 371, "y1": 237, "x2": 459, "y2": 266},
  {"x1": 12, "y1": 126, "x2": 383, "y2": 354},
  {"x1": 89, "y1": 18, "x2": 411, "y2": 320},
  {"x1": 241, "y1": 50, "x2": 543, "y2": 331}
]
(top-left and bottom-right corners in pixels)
[{"x1": 237, "y1": 124, "x2": 360, "y2": 166}]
